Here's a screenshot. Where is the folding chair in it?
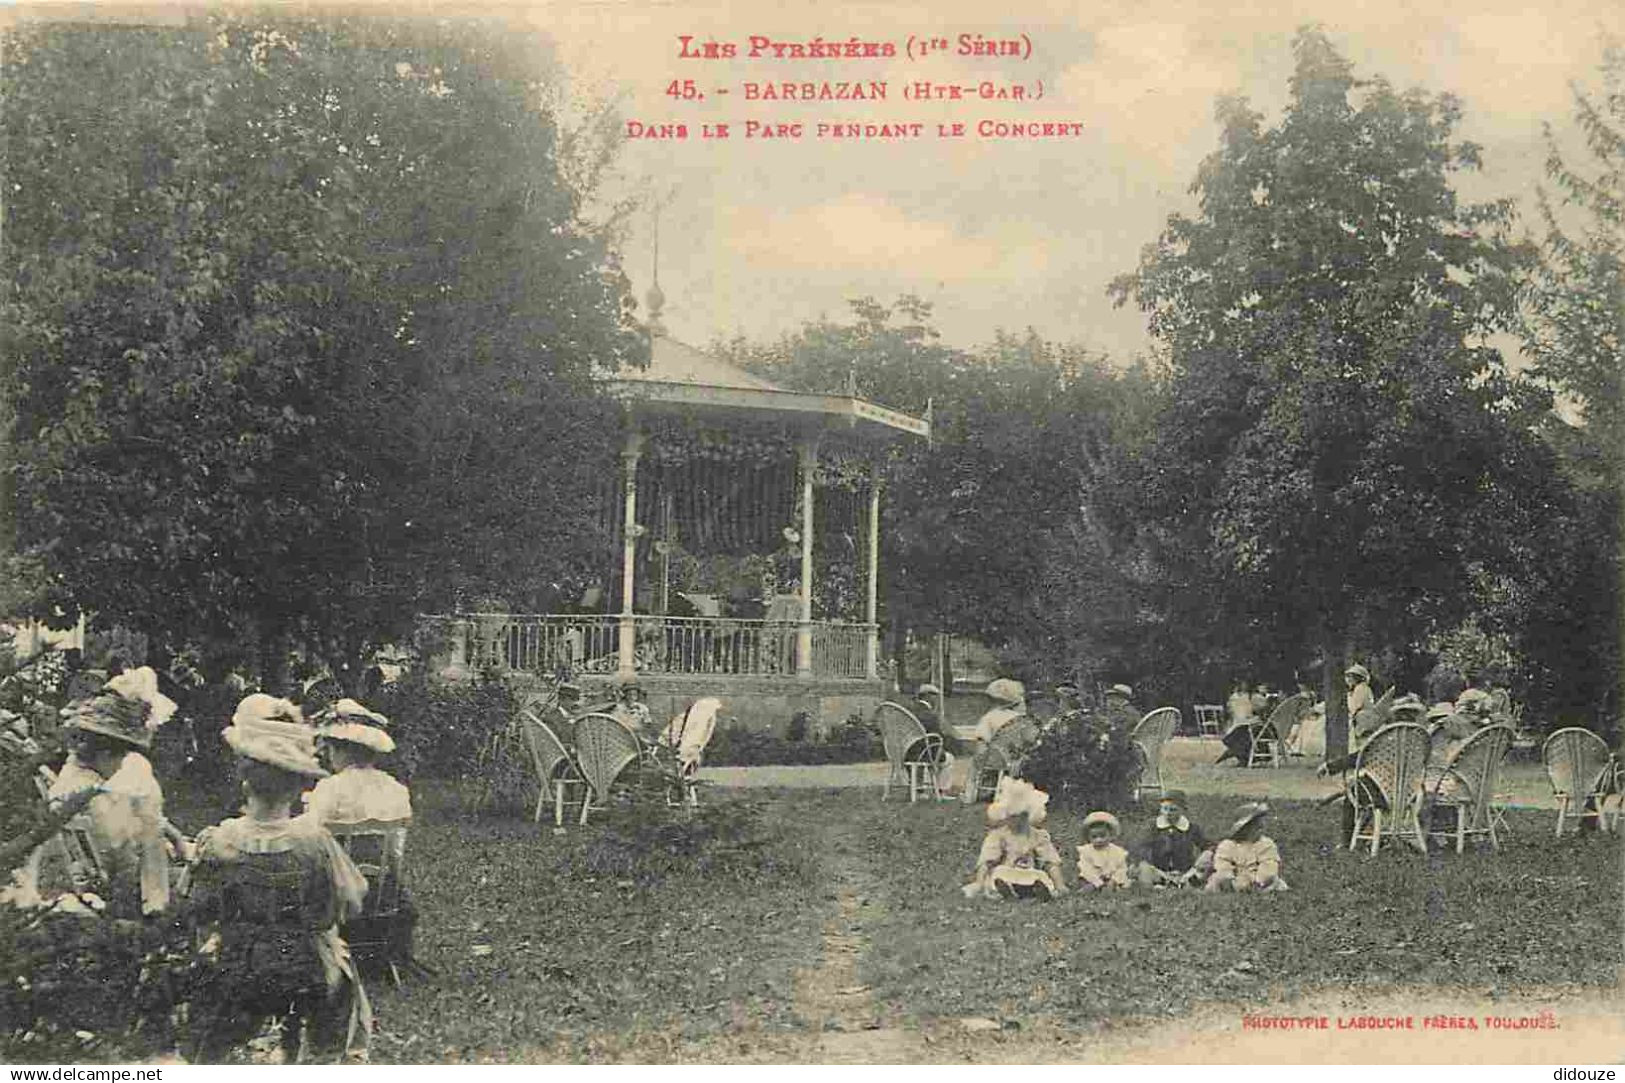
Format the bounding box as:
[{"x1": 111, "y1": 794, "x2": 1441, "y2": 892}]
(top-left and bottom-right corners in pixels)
[
  {"x1": 1130, "y1": 707, "x2": 1180, "y2": 801},
  {"x1": 1347, "y1": 722, "x2": 1430, "y2": 855},
  {"x1": 519, "y1": 708, "x2": 588, "y2": 826},
  {"x1": 876, "y1": 701, "x2": 947, "y2": 803},
  {"x1": 573, "y1": 712, "x2": 644, "y2": 825},
  {"x1": 1193, "y1": 704, "x2": 1226, "y2": 739},
  {"x1": 1543, "y1": 728, "x2": 1618, "y2": 836},
  {"x1": 1424, "y1": 724, "x2": 1514, "y2": 853},
  {"x1": 327, "y1": 818, "x2": 426, "y2": 986}
]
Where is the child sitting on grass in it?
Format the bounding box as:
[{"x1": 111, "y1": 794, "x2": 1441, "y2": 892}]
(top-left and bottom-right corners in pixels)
[
  {"x1": 963, "y1": 777, "x2": 1069, "y2": 901},
  {"x1": 1075, "y1": 811, "x2": 1131, "y2": 891},
  {"x1": 1133, "y1": 789, "x2": 1214, "y2": 888},
  {"x1": 1205, "y1": 802, "x2": 1289, "y2": 893}
]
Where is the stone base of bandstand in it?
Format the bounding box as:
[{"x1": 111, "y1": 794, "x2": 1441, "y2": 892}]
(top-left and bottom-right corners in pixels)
[{"x1": 501, "y1": 670, "x2": 889, "y2": 735}]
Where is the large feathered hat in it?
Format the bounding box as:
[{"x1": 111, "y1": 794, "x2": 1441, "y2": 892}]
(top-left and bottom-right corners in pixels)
[
  {"x1": 223, "y1": 694, "x2": 326, "y2": 777},
  {"x1": 314, "y1": 697, "x2": 395, "y2": 754},
  {"x1": 986, "y1": 776, "x2": 1049, "y2": 825},
  {"x1": 61, "y1": 666, "x2": 177, "y2": 751}
]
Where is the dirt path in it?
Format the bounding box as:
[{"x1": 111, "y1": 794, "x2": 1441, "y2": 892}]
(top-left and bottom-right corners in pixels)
[{"x1": 786, "y1": 832, "x2": 930, "y2": 1062}]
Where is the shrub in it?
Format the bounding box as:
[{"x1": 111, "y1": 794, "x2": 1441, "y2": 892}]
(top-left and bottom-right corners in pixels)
[
  {"x1": 577, "y1": 797, "x2": 814, "y2": 888},
  {"x1": 371, "y1": 670, "x2": 517, "y2": 785},
  {"x1": 1019, "y1": 709, "x2": 1142, "y2": 813},
  {"x1": 706, "y1": 714, "x2": 881, "y2": 766}
]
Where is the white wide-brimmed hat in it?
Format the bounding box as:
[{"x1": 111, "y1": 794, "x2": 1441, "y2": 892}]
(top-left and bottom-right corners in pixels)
[
  {"x1": 1105, "y1": 684, "x2": 1134, "y2": 699},
  {"x1": 1389, "y1": 693, "x2": 1426, "y2": 717},
  {"x1": 1344, "y1": 664, "x2": 1370, "y2": 682},
  {"x1": 987, "y1": 776, "x2": 1048, "y2": 825},
  {"x1": 1081, "y1": 810, "x2": 1121, "y2": 837},
  {"x1": 224, "y1": 694, "x2": 326, "y2": 778},
  {"x1": 916, "y1": 683, "x2": 942, "y2": 697},
  {"x1": 984, "y1": 678, "x2": 1025, "y2": 706},
  {"x1": 314, "y1": 698, "x2": 395, "y2": 754}
]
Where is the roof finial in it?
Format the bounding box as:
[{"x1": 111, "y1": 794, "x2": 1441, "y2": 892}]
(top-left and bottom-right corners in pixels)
[{"x1": 646, "y1": 199, "x2": 666, "y2": 337}]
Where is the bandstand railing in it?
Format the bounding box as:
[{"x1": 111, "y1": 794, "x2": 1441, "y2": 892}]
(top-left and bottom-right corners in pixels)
[{"x1": 447, "y1": 613, "x2": 877, "y2": 680}]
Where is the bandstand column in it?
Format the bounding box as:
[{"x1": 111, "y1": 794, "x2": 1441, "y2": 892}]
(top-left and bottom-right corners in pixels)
[
  {"x1": 865, "y1": 464, "x2": 881, "y2": 680},
  {"x1": 796, "y1": 437, "x2": 818, "y2": 678},
  {"x1": 618, "y1": 429, "x2": 644, "y2": 679}
]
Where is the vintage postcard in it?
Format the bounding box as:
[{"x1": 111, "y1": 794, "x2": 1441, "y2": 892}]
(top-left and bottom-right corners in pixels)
[{"x1": 1, "y1": 0, "x2": 1621, "y2": 1069}]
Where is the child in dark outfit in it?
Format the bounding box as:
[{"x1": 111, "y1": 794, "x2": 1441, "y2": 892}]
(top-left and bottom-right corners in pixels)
[{"x1": 1134, "y1": 789, "x2": 1214, "y2": 887}]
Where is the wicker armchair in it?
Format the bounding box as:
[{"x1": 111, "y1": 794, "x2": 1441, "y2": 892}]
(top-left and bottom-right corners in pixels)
[
  {"x1": 1250, "y1": 692, "x2": 1312, "y2": 768},
  {"x1": 1542, "y1": 728, "x2": 1617, "y2": 836},
  {"x1": 573, "y1": 712, "x2": 645, "y2": 826},
  {"x1": 1130, "y1": 707, "x2": 1180, "y2": 801},
  {"x1": 876, "y1": 701, "x2": 946, "y2": 803},
  {"x1": 1423, "y1": 724, "x2": 1514, "y2": 853},
  {"x1": 519, "y1": 708, "x2": 588, "y2": 826},
  {"x1": 1347, "y1": 721, "x2": 1430, "y2": 855}
]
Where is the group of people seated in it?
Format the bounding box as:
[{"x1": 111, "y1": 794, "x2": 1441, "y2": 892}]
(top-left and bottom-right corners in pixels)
[
  {"x1": 963, "y1": 778, "x2": 1288, "y2": 899},
  {"x1": 908, "y1": 678, "x2": 1143, "y2": 801},
  {"x1": 6, "y1": 665, "x2": 415, "y2": 1063}
]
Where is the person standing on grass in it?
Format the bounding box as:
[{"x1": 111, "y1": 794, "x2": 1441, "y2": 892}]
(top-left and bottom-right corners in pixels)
[
  {"x1": 185, "y1": 695, "x2": 372, "y2": 1064},
  {"x1": 963, "y1": 776, "x2": 1068, "y2": 900},
  {"x1": 1345, "y1": 664, "x2": 1375, "y2": 723},
  {"x1": 1205, "y1": 803, "x2": 1288, "y2": 893},
  {"x1": 1075, "y1": 811, "x2": 1131, "y2": 891},
  {"x1": 1133, "y1": 790, "x2": 1214, "y2": 888}
]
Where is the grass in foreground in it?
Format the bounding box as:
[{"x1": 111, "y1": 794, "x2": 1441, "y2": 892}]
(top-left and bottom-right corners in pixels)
[
  {"x1": 849, "y1": 792, "x2": 1621, "y2": 1029},
  {"x1": 365, "y1": 785, "x2": 829, "y2": 1062}
]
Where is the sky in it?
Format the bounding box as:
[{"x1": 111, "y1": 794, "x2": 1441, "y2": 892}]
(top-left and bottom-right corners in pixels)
[{"x1": 521, "y1": 0, "x2": 1624, "y2": 364}]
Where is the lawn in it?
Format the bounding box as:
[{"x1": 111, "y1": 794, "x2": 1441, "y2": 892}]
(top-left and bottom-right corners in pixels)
[{"x1": 350, "y1": 782, "x2": 1620, "y2": 1062}]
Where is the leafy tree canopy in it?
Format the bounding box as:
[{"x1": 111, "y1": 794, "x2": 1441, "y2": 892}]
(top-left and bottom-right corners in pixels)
[{"x1": 1, "y1": 15, "x2": 647, "y2": 687}]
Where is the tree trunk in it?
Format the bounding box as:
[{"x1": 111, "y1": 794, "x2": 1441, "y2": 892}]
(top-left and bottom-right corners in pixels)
[
  {"x1": 1323, "y1": 630, "x2": 1349, "y2": 759},
  {"x1": 892, "y1": 626, "x2": 909, "y2": 692}
]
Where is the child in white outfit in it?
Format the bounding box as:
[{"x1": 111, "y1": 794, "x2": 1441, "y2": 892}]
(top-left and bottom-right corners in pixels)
[{"x1": 1075, "y1": 811, "x2": 1131, "y2": 890}]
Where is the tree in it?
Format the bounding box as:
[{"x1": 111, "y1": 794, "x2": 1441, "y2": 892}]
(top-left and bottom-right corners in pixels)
[
  {"x1": 1111, "y1": 28, "x2": 1555, "y2": 754},
  {"x1": 720, "y1": 298, "x2": 1152, "y2": 688},
  {"x1": 1516, "y1": 40, "x2": 1625, "y2": 726},
  {"x1": 0, "y1": 15, "x2": 647, "y2": 688}
]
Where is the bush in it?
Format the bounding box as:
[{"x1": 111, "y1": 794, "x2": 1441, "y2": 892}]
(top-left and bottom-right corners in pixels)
[
  {"x1": 1019, "y1": 710, "x2": 1143, "y2": 813},
  {"x1": 577, "y1": 798, "x2": 814, "y2": 888},
  {"x1": 1, "y1": 908, "x2": 197, "y2": 1063},
  {"x1": 371, "y1": 669, "x2": 517, "y2": 785},
  {"x1": 705, "y1": 714, "x2": 881, "y2": 766}
]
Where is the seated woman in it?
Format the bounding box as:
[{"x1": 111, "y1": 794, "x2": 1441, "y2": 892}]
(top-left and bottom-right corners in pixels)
[
  {"x1": 1318, "y1": 693, "x2": 1428, "y2": 848},
  {"x1": 1216, "y1": 683, "x2": 1263, "y2": 766},
  {"x1": 957, "y1": 679, "x2": 1036, "y2": 803},
  {"x1": 963, "y1": 777, "x2": 1068, "y2": 900},
  {"x1": 660, "y1": 696, "x2": 722, "y2": 778},
  {"x1": 29, "y1": 667, "x2": 176, "y2": 918},
  {"x1": 608, "y1": 679, "x2": 653, "y2": 739},
  {"x1": 308, "y1": 699, "x2": 412, "y2": 834},
  {"x1": 185, "y1": 695, "x2": 371, "y2": 1064}
]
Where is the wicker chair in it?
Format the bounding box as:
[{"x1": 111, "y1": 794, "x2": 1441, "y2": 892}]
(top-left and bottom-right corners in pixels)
[
  {"x1": 1347, "y1": 721, "x2": 1430, "y2": 855},
  {"x1": 1249, "y1": 692, "x2": 1311, "y2": 768},
  {"x1": 327, "y1": 818, "x2": 420, "y2": 985},
  {"x1": 1130, "y1": 707, "x2": 1180, "y2": 801},
  {"x1": 1542, "y1": 728, "x2": 1618, "y2": 836},
  {"x1": 1424, "y1": 724, "x2": 1514, "y2": 853},
  {"x1": 573, "y1": 712, "x2": 645, "y2": 825},
  {"x1": 876, "y1": 701, "x2": 946, "y2": 803},
  {"x1": 1193, "y1": 704, "x2": 1226, "y2": 739},
  {"x1": 519, "y1": 709, "x2": 588, "y2": 827}
]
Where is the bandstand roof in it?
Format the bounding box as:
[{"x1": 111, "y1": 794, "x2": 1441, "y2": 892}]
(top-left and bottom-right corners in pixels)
[{"x1": 609, "y1": 335, "x2": 930, "y2": 440}]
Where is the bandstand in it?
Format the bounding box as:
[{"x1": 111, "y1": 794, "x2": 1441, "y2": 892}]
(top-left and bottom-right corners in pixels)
[{"x1": 437, "y1": 307, "x2": 930, "y2": 732}]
